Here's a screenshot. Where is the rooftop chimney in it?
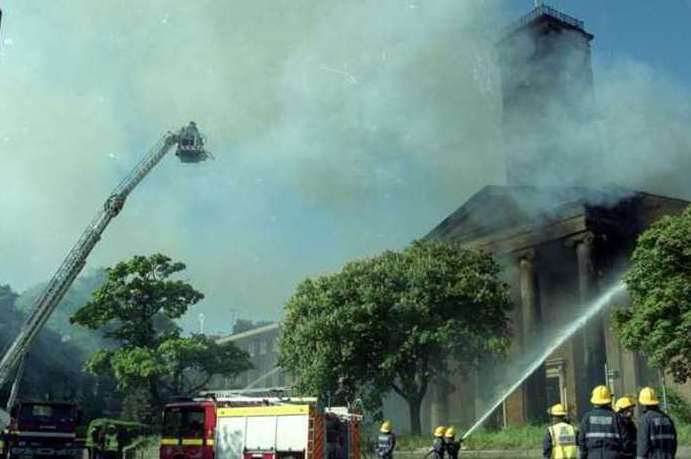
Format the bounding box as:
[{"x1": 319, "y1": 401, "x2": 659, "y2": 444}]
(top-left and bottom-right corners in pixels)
[{"x1": 497, "y1": 5, "x2": 602, "y2": 187}]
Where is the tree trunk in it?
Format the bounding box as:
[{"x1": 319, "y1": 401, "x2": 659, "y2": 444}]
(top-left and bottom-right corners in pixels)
[
  {"x1": 149, "y1": 377, "x2": 161, "y2": 420},
  {"x1": 407, "y1": 396, "x2": 423, "y2": 435}
]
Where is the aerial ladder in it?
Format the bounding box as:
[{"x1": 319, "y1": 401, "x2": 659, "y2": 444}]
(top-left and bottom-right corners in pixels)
[{"x1": 0, "y1": 122, "x2": 210, "y2": 402}]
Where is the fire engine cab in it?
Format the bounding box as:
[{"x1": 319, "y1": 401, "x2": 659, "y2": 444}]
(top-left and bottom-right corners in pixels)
[{"x1": 160, "y1": 391, "x2": 361, "y2": 459}]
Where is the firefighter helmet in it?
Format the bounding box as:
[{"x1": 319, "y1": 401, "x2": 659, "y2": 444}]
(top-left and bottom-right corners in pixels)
[
  {"x1": 590, "y1": 385, "x2": 613, "y2": 405},
  {"x1": 547, "y1": 403, "x2": 568, "y2": 417},
  {"x1": 639, "y1": 387, "x2": 660, "y2": 406},
  {"x1": 614, "y1": 396, "x2": 636, "y2": 412},
  {"x1": 380, "y1": 420, "x2": 392, "y2": 433},
  {"x1": 445, "y1": 426, "x2": 456, "y2": 438},
  {"x1": 434, "y1": 425, "x2": 446, "y2": 437}
]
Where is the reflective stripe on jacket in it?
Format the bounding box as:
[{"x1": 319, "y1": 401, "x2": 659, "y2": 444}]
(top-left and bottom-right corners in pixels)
[{"x1": 548, "y1": 422, "x2": 578, "y2": 459}]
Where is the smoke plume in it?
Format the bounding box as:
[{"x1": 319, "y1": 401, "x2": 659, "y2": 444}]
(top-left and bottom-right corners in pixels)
[{"x1": 0, "y1": 0, "x2": 689, "y2": 333}]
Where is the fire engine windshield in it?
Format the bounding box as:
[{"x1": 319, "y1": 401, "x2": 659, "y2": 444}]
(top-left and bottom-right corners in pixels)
[
  {"x1": 163, "y1": 407, "x2": 205, "y2": 438},
  {"x1": 19, "y1": 403, "x2": 76, "y2": 422}
]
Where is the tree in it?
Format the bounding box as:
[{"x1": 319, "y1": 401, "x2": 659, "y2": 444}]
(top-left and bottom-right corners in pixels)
[
  {"x1": 279, "y1": 240, "x2": 512, "y2": 434},
  {"x1": 71, "y1": 254, "x2": 252, "y2": 417},
  {"x1": 613, "y1": 206, "x2": 691, "y2": 383}
]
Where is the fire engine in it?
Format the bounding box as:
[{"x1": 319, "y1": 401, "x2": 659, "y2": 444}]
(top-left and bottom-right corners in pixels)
[
  {"x1": 1, "y1": 400, "x2": 83, "y2": 459},
  {"x1": 159, "y1": 391, "x2": 362, "y2": 459},
  {"x1": 0, "y1": 123, "x2": 209, "y2": 455}
]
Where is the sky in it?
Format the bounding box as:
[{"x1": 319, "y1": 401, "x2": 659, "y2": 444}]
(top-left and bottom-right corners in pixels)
[{"x1": 0, "y1": 0, "x2": 689, "y2": 334}]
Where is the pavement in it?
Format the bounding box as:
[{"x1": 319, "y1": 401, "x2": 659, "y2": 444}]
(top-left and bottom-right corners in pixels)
[{"x1": 396, "y1": 447, "x2": 691, "y2": 458}]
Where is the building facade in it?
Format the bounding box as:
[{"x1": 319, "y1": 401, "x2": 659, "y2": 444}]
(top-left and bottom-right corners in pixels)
[
  {"x1": 424, "y1": 186, "x2": 689, "y2": 430},
  {"x1": 211, "y1": 323, "x2": 287, "y2": 391}
]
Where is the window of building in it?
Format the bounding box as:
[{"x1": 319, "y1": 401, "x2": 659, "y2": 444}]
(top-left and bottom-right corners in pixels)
[
  {"x1": 546, "y1": 358, "x2": 567, "y2": 409},
  {"x1": 260, "y1": 340, "x2": 268, "y2": 355}
]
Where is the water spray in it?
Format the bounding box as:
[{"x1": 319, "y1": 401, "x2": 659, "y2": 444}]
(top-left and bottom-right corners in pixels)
[
  {"x1": 243, "y1": 367, "x2": 281, "y2": 390},
  {"x1": 462, "y1": 281, "x2": 626, "y2": 441}
]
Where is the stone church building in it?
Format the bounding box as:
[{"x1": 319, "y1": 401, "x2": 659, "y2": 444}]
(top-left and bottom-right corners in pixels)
[{"x1": 418, "y1": 5, "x2": 691, "y2": 431}]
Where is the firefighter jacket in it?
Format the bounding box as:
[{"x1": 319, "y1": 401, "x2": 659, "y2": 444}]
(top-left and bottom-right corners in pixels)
[
  {"x1": 444, "y1": 438, "x2": 461, "y2": 459},
  {"x1": 429, "y1": 437, "x2": 445, "y2": 459},
  {"x1": 618, "y1": 414, "x2": 637, "y2": 459},
  {"x1": 636, "y1": 408, "x2": 677, "y2": 459},
  {"x1": 376, "y1": 432, "x2": 396, "y2": 459},
  {"x1": 543, "y1": 421, "x2": 578, "y2": 459},
  {"x1": 104, "y1": 432, "x2": 119, "y2": 452},
  {"x1": 578, "y1": 406, "x2": 633, "y2": 459}
]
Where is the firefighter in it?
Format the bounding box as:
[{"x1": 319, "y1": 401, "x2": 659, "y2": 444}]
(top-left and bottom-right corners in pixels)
[
  {"x1": 614, "y1": 396, "x2": 637, "y2": 459},
  {"x1": 376, "y1": 420, "x2": 396, "y2": 459},
  {"x1": 577, "y1": 385, "x2": 633, "y2": 459},
  {"x1": 425, "y1": 426, "x2": 446, "y2": 459},
  {"x1": 103, "y1": 424, "x2": 119, "y2": 459},
  {"x1": 543, "y1": 403, "x2": 577, "y2": 459},
  {"x1": 444, "y1": 427, "x2": 461, "y2": 459},
  {"x1": 636, "y1": 387, "x2": 677, "y2": 459}
]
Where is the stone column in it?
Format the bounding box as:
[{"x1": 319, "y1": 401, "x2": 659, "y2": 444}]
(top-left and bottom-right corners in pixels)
[
  {"x1": 572, "y1": 232, "x2": 607, "y2": 415},
  {"x1": 430, "y1": 376, "x2": 450, "y2": 429},
  {"x1": 519, "y1": 250, "x2": 547, "y2": 422}
]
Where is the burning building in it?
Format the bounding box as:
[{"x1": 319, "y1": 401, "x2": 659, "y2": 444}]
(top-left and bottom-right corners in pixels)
[{"x1": 420, "y1": 5, "x2": 691, "y2": 430}]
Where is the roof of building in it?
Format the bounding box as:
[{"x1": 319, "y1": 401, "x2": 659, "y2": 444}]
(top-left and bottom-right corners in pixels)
[
  {"x1": 426, "y1": 185, "x2": 690, "y2": 253},
  {"x1": 499, "y1": 4, "x2": 593, "y2": 45},
  {"x1": 427, "y1": 185, "x2": 631, "y2": 242}
]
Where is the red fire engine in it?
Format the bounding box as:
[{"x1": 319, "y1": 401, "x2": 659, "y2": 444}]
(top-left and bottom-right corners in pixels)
[
  {"x1": 159, "y1": 391, "x2": 361, "y2": 459},
  {"x1": 1, "y1": 400, "x2": 83, "y2": 459}
]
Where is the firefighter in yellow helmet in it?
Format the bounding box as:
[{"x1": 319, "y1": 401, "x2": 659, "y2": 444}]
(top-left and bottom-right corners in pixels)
[
  {"x1": 543, "y1": 403, "x2": 577, "y2": 459},
  {"x1": 577, "y1": 385, "x2": 634, "y2": 459},
  {"x1": 376, "y1": 421, "x2": 396, "y2": 459},
  {"x1": 443, "y1": 426, "x2": 461, "y2": 459},
  {"x1": 614, "y1": 396, "x2": 637, "y2": 459},
  {"x1": 424, "y1": 426, "x2": 446, "y2": 459},
  {"x1": 636, "y1": 387, "x2": 677, "y2": 458}
]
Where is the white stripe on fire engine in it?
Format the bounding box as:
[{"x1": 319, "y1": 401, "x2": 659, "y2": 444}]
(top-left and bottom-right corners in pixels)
[{"x1": 14, "y1": 432, "x2": 76, "y2": 438}]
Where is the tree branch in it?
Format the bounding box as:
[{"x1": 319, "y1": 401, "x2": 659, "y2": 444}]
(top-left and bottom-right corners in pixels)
[{"x1": 391, "y1": 382, "x2": 406, "y2": 399}]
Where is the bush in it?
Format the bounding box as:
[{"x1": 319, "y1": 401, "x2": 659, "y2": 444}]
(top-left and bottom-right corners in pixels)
[{"x1": 663, "y1": 388, "x2": 691, "y2": 424}]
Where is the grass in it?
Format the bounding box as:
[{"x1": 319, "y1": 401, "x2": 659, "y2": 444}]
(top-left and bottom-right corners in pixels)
[
  {"x1": 678, "y1": 422, "x2": 691, "y2": 445},
  {"x1": 396, "y1": 425, "x2": 545, "y2": 450},
  {"x1": 396, "y1": 423, "x2": 691, "y2": 450}
]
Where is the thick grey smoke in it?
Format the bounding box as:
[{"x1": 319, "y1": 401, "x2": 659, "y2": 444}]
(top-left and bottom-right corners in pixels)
[{"x1": 0, "y1": 1, "x2": 689, "y2": 333}]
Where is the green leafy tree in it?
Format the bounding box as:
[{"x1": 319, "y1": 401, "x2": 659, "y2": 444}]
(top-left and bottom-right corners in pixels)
[
  {"x1": 280, "y1": 240, "x2": 512, "y2": 434},
  {"x1": 71, "y1": 254, "x2": 252, "y2": 416},
  {"x1": 614, "y1": 207, "x2": 691, "y2": 383}
]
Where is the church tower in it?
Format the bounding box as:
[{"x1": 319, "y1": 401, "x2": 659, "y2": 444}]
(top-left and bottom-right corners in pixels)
[{"x1": 497, "y1": 4, "x2": 601, "y2": 187}]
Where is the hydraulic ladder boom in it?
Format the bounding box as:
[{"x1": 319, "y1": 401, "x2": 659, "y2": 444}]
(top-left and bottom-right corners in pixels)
[{"x1": 0, "y1": 123, "x2": 208, "y2": 388}]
